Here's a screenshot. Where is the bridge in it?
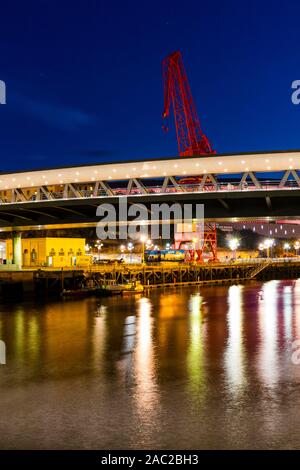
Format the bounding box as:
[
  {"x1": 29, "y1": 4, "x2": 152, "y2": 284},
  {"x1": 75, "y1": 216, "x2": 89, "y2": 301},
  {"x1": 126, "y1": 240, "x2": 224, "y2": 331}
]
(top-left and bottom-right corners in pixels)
[{"x1": 0, "y1": 150, "x2": 300, "y2": 228}]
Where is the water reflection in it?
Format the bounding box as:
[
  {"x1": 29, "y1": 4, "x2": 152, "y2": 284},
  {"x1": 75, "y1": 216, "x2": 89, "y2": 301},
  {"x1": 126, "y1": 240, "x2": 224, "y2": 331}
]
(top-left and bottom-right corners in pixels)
[
  {"x1": 224, "y1": 285, "x2": 246, "y2": 393},
  {"x1": 133, "y1": 297, "x2": 159, "y2": 436},
  {"x1": 258, "y1": 280, "x2": 279, "y2": 387},
  {"x1": 1, "y1": 280, "x2": 300, "y2": 449},
  {"x1": 187, "y1": 293, "x2": 207, "y2": 400}
]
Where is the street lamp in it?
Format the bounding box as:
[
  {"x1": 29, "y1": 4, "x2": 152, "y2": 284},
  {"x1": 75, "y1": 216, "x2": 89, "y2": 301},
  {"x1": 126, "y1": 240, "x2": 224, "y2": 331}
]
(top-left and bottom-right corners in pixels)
[
  {"x1": 228, "y1": 238, "x2": 240, "y2": 260},
  {"x1": 140, "y1": 234, "x2": 147, "y2": 264},
  {"x1": 263, "y1": 238, "x2": 275, "y2": 258},
  {"x1": 127, "y1": 242, "x2": 134, "y2": 263},
  {"x1": 95, "y1": 240, "x2": 103, "y2": 259}
]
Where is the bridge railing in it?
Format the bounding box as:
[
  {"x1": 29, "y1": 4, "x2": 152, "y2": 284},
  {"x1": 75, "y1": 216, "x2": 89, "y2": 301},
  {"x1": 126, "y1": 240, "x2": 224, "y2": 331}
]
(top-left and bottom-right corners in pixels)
[{"x1": 0, "y1": 177, "x2": 299, "y2": 205}]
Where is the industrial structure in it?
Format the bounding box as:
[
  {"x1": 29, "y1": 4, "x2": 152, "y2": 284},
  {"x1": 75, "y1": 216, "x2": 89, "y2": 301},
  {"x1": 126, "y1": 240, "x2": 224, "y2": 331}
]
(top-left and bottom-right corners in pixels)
[
  {"x1": 163, "y1": 51, "x2": 217, "y2": 261},
  {"x1": 162, "y1": 51, "x2": 214, "y2": 157}
]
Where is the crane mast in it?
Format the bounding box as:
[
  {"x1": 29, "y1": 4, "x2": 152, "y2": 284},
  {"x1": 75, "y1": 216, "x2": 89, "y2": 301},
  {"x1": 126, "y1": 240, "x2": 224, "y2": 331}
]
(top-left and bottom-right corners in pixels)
[{"x1": 162, "y1": 51, "x2": 215, "y2": 156}]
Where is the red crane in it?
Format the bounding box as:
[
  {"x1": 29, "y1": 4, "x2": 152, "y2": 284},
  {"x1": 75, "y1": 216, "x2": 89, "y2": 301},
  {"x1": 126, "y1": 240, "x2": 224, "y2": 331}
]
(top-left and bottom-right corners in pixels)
[
  {"x1": 162, "y1": 50, "x2": 215, "y2": 156},
  {"x1": 162, "y1": 51, "x2": 218, "y2": 262}
]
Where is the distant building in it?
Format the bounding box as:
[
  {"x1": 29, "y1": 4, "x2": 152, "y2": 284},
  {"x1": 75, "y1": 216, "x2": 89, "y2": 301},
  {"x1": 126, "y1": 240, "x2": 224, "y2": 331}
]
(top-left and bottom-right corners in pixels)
[{"x1": 5, "y1": 237, "x2": 91, "y2": 268}]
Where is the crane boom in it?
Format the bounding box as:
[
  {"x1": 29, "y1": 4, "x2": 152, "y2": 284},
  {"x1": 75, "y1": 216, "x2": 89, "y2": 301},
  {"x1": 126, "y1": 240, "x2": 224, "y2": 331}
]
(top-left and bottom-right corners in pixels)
[{"x1": 162, "y1": 51, "x2": 215, "y2": 156}]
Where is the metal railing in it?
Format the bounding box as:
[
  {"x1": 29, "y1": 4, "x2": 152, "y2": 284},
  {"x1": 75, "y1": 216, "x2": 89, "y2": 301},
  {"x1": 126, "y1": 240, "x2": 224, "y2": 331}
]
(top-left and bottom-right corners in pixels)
[{"x1": 0, "y1": 179, "x2": 299, "y2": 205}]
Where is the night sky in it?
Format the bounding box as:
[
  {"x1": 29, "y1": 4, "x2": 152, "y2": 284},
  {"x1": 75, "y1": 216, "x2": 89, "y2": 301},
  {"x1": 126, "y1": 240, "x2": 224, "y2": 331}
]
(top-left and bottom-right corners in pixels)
[{"x1": 1, "y1": 0, "x2": 300, "y2": 172}]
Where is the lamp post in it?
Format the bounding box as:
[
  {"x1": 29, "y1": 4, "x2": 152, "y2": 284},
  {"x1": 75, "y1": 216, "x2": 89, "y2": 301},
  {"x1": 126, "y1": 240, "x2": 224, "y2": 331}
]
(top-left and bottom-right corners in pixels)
[
  {"x1": 140, "y1": 235, "x2": 147, "y2": 264},
  {"x1": 263, "y1": 238, "x2": 274, "y2": 258},
  {"x1": 127, "y1": 242, "x2": 133, "y2": 264},
  {"x1": 229, "y1": 238, "x2": 240, "y2": 260},
  {"x1": 95, "y1": 240, "x2": 103, "y2": 260}
]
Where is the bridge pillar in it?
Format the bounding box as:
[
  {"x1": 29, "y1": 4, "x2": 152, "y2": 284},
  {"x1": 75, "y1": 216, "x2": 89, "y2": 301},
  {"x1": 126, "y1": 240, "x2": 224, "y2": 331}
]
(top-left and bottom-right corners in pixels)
[{"x1": 12, "y1": 232, "x2": 22, "y2": 267}]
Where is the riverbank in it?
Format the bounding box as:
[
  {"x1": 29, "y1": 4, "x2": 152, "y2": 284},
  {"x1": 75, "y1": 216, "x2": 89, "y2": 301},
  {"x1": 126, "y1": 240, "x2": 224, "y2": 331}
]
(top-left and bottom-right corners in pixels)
[{"x1": 0, "y1": 260, "x2": 300, "y2": 301}]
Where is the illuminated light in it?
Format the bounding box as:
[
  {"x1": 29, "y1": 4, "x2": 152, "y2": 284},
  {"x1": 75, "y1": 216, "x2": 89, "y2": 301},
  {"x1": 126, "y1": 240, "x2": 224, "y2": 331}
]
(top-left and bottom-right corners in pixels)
[
  {"x1": 183, "y1": 171, "x2": 187, "y2": 175},
  {"x1": 42, "y1": 175, "x2": 46, "y2": 179},
  {"x1": 261, "y1": 225, "x2": 264, "y2": 229},
  {"x1": 126, "y1": 174, "x2": 129, "y2": 178},
  {"x1": 91, "y1": 177, "x2": 95, "y2": 181},
  {"x1": 75, "y1": 178, "x2": 78, "y2": 182},
  {"x1": 153, "y1": 166, "x2": 156, "y2": 169},
  {"x1": 163, "y1": 172, "x2": 167, "y2": 176},
  {"x1": 174, "y1": 164, "x2": 178, "y2": 168},
  {"x1": 285, "y1": 230, "x2": 287, "y2": 235},
  {"x1": 289, "y1": 158, "x2": 293, "y2": 162},
  {"x1": 195, "y1": 163, "x2": 199, "y2": 167},
  {"x1": 12, "y1": 178, "x2": 16, "y2": 182},
  {"x1": 113, "y1": 169, "x2": 116, "y2": 173},
  {"x1": 267, "y1": 166, "x2": 271, "y2": 170},
  {"x1": 245, "y1": 167, "x2": 249, "y2": 171},
  {"x1": 284, "y1": 242, "x2": 290, "y2": 250},
  {"x1": 133, "y1": 167, "x2": 136, "y2": 171},
  {"x1": 76, "y1": 171, "x2": 80, "y2": 176},
  {"x1": 203, "y1": 169, "x2": 207, "y2": 173},
  {"x1": 60, "y1": 180, "x2": 64, "y2": 184},
  {"x1": 262, "y1": 238, "x2": 275, "y2": 252},
  {"x1": 108, "y1": 176, "x2": 112, "y2": 180},
  {"x1": 228, "y1": 238, "x2": 240, "y2": 251},
  {"x1": 289, "y1": 165, "x2": 293, "y2": 169},
  {"x1": 241, "y1": 160, "x2": 245, "y2": 164},
  {"x1": 223, "y1": 168, "x2": 228, "y2": 172},
  {"x1": 218, "y1": 161, "x2": 222, "y2": 165},
  {"x1": 94, "y1": 170, "x2": 98, "y2": 174},
  {"x1": 265, "y1": 159, "x2": 269, "y2": 163},
  {"x1": 58, "y1": 173, "x2": 62, "y2": 177},
  {"x1": 26, "y1": 176, "x2": 31, "y2": 180}
]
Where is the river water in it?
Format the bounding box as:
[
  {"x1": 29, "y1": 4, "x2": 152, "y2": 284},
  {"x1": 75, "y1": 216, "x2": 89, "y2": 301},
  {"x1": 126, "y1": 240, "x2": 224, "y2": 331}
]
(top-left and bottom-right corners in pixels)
[{"x1": 0, "y1": 279, "x2": 300, "y2": 449}]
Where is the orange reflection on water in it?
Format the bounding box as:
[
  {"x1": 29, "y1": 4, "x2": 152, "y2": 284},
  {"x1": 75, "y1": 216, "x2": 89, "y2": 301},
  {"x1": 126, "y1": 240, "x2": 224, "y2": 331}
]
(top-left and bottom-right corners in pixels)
[
  {"x1": 187, "y1": 293, "x2": 207, "y2": 400},
  {"x1": 134, "y1": 297, "x2": 158, "y2": 422}
]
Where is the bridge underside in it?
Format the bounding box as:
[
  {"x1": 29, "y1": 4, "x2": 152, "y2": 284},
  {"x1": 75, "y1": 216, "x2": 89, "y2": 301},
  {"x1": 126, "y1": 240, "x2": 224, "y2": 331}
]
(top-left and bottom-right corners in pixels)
[{"x1": 0, "y1": 189, "x2": 300, "y2": 230}]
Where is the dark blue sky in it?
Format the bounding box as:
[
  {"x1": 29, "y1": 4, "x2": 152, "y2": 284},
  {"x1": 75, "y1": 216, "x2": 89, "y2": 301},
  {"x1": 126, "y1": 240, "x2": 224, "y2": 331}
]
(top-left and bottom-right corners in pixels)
[{"x1": 0, "y1": 0, "x2": 300, "y2": 171}]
